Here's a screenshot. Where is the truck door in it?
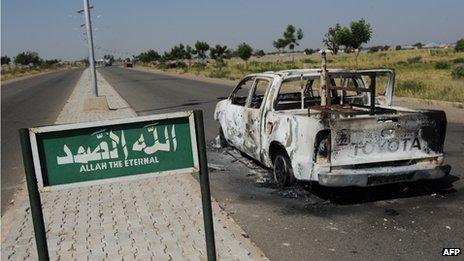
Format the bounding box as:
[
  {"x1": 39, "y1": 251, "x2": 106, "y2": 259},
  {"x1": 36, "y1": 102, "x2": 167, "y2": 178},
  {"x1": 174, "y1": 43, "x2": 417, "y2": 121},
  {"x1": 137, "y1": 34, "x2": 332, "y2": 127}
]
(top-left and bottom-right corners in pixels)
[
  {"x1": 242, "y1": 77, "x2": 271, "y2": 160},
  {"x1": 226, "y1": 77, "x2": 255, "y2": 152}
]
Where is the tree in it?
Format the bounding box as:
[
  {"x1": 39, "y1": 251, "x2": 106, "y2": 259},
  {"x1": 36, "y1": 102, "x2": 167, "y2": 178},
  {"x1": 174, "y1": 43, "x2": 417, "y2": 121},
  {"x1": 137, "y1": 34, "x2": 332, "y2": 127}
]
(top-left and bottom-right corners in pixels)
[
  {"x1": 209, "y1": 45, "x2": 228, "y2": 67},
  {"x1": 283, "y1": 25, "x2": 304, "y2": 52},
  {"x1": 185, "y1": 45, "x2": 194, "y2": 60},
  {"x1": 194, "y1": 41, "x2": 210, "y2": 60},
  {"x1": 413, "y1": 42, "x2": 423, "y2": 49},
  {"x1": 323, "y1": 23, "x2": 342, "y2": 54},
  {"x1": 336, "y1": 27, "x2": 354, "y2": 52},
  {"x1": 44, "y1": 59, "x2": 60, "y2": 66},
  {"x1": 334, "y1": 19, "x2": 372, "y2": 65},
  {"x1": 168, "y1": 44, "x2": 190, "y2": 61},
  {"x1": 236, "y1": 42, "x2": 253, "y2": 64},
  {"x1": 273, "y1": 38, "x2": 287, "y2": 52},
  {"x1": 185, "y1": 45, "x2": 195, "y2": 66},
  {"x1": 395, "y1": 45, "x2": 402, "y2": 51},
  {"x1": 349, "y1": 19, "x2": 372, "y2": 51},
  {"x1": 455, "y1": 38, "x2": 464, "y2": 52},
  {"x1": 80, "y1": 58, "x2": 89, "y2": 66},
  {"x1": 137, "y1": 50, "x2": 160, "y2": 63},
  {"x1": 1, "y1": 56, "x2": 10, "y2": 65},
  {"x1": 254, "y1": 49, "x2": 266, "y2": 57},
  {"x1": 304, "y1": 48, "x2": 315, "y2": 55},
  {"x1": 14, "y1": 51, "x2": 42, "y2": 66}
]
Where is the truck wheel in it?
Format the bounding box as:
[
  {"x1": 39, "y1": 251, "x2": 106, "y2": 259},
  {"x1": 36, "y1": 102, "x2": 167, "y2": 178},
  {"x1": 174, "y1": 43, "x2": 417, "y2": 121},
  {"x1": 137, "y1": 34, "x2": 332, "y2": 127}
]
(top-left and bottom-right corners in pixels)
[
  {"x1": 273, "y1": 152, "x2": 295, "y2": 187},
  {"x1": 218, "y1": 126, "x2": 228, "y2": 148}
]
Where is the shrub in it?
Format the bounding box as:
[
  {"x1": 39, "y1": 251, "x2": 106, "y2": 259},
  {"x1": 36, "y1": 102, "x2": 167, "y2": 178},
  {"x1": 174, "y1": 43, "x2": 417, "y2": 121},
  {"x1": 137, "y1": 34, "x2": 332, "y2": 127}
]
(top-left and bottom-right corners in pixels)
[
  {"x1": 451, "y1": 65, "x2": 464, "y2": 79},
  {"x1": 209, "y1": 69, "x2": 229, "y2": 78},
  {"x1": 369, "y1": 46, "x2": 380, "y2": 53},
  {"x1": 254, "y1": 49, "x2": 266, "y2": 57},
  {"x1": 397, "y1": 80, "x2": 423, "y2": 92},
  {"x1": 236, "y1": 42, "x2": 253, "y2": 62},
  {"x1": 430, "y1": 49, "x2": 453, "y2": 57},
  {"x1": 304, "y1": 48, "x2": 315, "y2": 55},
  {"x1": 453, "y1": 57, "x2": 464, "y2": 64},
  {"x1": 434, "y1": 61, "x2": 450, "y2": 70},
  {"x1": 192, "y1": 62, "x2": 206, "y2": 70},
  {"x1": 156, "y1": 61, "x2": 187, "y2": 70},
  {"x1": 455, "y1": 38, "x2": 464, "y2": 52},
  {"x1": 407, "y1": 56, "x2": 422, "y2": 64},
  {"x1": 377, "y1": 52, "x2": 387, "y2": 57},
  {"x1": 14, "y1": 51, "x2": 42, "y2": 66},
  {"x1": 302, "y1": 58, "x2": 317, "y2": 64}
]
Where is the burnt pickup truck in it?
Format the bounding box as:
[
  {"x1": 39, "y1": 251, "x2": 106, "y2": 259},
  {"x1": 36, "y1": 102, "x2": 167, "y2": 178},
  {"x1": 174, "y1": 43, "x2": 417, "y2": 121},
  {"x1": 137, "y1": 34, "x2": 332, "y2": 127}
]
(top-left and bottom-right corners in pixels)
[{"x1": 214, "y1": 57, "x2": 451, "y2": 187}]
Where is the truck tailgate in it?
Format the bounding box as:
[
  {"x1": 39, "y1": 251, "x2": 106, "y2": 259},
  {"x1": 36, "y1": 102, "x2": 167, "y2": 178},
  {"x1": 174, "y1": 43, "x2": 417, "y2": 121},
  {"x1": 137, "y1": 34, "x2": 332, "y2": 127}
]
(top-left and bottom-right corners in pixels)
[{"x1": 330, "y1": 111, "x2": 446, "y2": 166}]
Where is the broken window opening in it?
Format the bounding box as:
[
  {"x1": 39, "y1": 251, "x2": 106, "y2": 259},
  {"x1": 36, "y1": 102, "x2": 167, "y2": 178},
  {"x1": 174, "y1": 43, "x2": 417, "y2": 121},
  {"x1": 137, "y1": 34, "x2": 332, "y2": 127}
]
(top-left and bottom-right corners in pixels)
[
  {"x1": 231, "y1": 77, "x2": 254, "y2": 106},
  {"x1": 274, "y1": 72, "x2": 396, "y2": 116}
]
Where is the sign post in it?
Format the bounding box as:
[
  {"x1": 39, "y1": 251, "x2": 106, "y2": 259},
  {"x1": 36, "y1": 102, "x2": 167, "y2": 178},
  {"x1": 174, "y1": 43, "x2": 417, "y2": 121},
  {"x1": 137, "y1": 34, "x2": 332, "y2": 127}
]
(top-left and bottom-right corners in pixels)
[
  {"x1": 194, "y1": 110, "x2": 217, "y2": 261},
  {"x1": 19, "y1": 110, "x2": 216, "y2": 260},
  {"x1": 19, "y1": 129, "x2": 49, "y2": 261}
]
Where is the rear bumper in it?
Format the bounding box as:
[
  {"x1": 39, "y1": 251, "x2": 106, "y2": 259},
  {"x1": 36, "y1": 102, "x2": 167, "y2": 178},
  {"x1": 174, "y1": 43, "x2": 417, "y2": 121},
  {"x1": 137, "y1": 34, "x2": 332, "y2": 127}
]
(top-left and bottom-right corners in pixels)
[{"x1": 318, "y1": 163, "x2": 451, "y2": 187}]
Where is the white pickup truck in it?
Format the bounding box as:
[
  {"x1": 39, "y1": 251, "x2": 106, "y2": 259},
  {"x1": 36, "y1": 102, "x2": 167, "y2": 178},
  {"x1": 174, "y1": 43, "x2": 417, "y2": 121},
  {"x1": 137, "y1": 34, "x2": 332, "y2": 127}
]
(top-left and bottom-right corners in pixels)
[{"x1": 214, "y1": 65, "x2": 451, "y2": 187}]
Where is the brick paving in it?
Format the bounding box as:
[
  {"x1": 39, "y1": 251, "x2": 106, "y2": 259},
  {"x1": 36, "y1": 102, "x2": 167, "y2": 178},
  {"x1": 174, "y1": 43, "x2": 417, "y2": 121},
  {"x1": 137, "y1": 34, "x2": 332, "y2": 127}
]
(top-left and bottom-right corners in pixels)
[{"x1": 1, "y1": 69, "x2": 267, "y2": 260}]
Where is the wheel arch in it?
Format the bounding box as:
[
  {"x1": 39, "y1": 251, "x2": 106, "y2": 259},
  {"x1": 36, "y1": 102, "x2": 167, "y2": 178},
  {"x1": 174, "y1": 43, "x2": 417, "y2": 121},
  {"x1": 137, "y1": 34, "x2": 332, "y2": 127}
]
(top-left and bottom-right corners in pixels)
[{"x1": 269, "y1": 141, "x2": 289, "y2": 164}]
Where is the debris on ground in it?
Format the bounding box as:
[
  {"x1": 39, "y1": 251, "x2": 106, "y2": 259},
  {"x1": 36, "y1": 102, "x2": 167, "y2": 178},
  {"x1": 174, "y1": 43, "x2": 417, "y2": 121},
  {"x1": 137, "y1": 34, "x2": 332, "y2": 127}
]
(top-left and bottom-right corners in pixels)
[
  {"x1": 208, "y1": 163, "x2": 226, "y2": 171},
  {"x1": 211, "y1": 136, "x2": 222, "y2": 149},
  {"x1": 385, "y1": 208, "x2": 400, "y2": 216}
]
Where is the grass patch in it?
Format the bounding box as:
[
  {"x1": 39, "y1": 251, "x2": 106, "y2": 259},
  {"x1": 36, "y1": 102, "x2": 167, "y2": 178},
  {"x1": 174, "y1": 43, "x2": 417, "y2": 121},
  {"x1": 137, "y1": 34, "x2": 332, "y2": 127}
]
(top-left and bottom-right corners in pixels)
[
  {"x1": 397, "y1": 80, "x2": 423, "y2": 93},
  {"x1": 1, "y1": 65, "x2": 74, "y2": 81},
  {"x1": 451, "y1": 65, "x2": 464, "y2": 79},
  {"x1": 407, "y1": 56, "x2": 422, "y2": 64},
  {"x1": 435, "y1": 61, "x2": 450, "y2": 70},
  {"x1": 145, "y1": 49, "x2": 464, "y2": 103}
]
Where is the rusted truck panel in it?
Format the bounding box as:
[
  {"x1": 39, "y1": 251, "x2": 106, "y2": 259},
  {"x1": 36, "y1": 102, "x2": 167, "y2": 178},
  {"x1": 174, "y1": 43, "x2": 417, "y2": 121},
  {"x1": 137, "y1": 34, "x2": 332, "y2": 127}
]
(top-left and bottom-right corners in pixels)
[{"x1": 214, "y1": 59, "x2": 450, "y2": 187}]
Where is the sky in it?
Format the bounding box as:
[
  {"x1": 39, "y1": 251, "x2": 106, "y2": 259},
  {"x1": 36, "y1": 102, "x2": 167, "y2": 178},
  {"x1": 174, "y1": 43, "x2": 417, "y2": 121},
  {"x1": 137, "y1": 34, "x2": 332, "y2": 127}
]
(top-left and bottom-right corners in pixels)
[{"x1": 2, "y1": 0, "x2": 463, "y2": 60}]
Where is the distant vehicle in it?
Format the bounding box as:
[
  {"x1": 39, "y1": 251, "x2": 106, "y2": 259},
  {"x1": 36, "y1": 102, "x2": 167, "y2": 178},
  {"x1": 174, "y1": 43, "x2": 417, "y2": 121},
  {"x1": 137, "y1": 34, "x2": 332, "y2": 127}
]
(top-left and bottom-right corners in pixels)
[
  {"x1": 104, "y1": 58, "x2": 113, "y2": 66},
  {"x1": 123, "y1": 62, "x2": 133, "y2": 68},
  {"x1": 214, "y1": 56, "x2": 451, "y2": 187},
  {"x1": 103, "y1": 55, "x2": 114, "y2": 66}
]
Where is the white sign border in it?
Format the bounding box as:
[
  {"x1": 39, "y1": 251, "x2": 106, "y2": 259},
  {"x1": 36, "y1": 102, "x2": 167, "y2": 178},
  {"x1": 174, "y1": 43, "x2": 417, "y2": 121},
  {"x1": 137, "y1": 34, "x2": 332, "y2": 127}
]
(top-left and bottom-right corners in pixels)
[{"x1": 29, "y1": 111, "x2": 199, "y2": 192}]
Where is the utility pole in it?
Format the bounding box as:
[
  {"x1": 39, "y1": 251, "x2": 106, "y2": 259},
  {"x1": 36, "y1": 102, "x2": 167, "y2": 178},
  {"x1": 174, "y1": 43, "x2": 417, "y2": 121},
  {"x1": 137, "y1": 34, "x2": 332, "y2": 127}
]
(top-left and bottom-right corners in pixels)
[{"x1": 78, "y1": 0, "x2": 98, "y2": 96}]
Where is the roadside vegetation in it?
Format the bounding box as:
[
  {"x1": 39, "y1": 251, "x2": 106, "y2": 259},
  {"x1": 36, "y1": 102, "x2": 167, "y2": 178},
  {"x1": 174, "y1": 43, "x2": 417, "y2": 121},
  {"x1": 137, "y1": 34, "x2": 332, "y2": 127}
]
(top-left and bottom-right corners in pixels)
[
  {"x1": 1, "y1": 51, "x2": 83, "y2": 82},
  {"x1": 133, "y1": 20, "x2": 464, "y2": 103}
]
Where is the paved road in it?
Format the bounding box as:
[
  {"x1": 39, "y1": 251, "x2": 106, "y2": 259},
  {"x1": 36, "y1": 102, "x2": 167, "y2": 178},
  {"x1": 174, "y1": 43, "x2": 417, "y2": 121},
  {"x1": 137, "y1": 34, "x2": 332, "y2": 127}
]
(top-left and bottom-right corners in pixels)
[
  {"x1": 1, "y1": 69, "x2": 83, "y2": 214},
  {"x1": 99, "y1": 66, "x2": 464, "y2": 260}
]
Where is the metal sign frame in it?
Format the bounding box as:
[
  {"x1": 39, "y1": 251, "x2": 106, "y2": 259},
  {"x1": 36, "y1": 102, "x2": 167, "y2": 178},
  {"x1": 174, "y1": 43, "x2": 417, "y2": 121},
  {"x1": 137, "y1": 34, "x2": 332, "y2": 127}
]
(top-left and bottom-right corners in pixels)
[
  {"x1": 20, "y1": 110, "x2": 216, "y2": 261},
  {"x1": 28, "y1": 111, "x2": 199, "y2": 191}
]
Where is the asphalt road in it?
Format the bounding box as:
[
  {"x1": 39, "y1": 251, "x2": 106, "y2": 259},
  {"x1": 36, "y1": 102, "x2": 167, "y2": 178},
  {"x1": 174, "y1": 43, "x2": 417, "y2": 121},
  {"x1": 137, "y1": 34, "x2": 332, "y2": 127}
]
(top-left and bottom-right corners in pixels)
[
  {"x1": 100, "y1": 66, "x2": 464, "y2": 261},
  {"x1": 1, "y1": 69, "x2": 83, "y2": 214}
]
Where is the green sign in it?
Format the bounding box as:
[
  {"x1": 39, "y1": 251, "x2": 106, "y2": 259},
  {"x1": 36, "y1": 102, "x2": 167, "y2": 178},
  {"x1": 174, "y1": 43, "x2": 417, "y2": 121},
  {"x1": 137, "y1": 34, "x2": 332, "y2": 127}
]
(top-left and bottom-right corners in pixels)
[{"x1": 29, "y1": 111, "x2": 198, "y2": 188}]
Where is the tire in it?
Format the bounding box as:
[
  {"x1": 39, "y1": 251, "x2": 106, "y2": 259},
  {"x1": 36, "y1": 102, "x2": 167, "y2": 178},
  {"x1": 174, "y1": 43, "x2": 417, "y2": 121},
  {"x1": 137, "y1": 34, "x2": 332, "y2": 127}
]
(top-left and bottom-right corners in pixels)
[
  {"x1": 273, "y1": 151, "x2": 295, "y2": 187},
  {"x1": 218, "y1": 126, "x2": 228, "y2": 148}
]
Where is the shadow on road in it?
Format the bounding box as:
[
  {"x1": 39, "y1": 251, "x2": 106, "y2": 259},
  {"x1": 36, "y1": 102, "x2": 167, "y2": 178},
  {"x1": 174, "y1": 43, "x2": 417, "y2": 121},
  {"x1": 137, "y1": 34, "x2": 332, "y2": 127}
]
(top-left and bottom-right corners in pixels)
[{"x1": 299, "y1": 174, "x2": 459, "y2": 205}]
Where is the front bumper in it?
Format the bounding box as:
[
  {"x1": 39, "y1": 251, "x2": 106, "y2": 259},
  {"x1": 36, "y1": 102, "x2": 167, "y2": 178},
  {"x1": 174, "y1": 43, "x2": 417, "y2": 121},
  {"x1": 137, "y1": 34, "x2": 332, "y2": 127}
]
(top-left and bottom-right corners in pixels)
[{"x1": 318, "y1": 163, "x2": 451, "y2": 187}]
